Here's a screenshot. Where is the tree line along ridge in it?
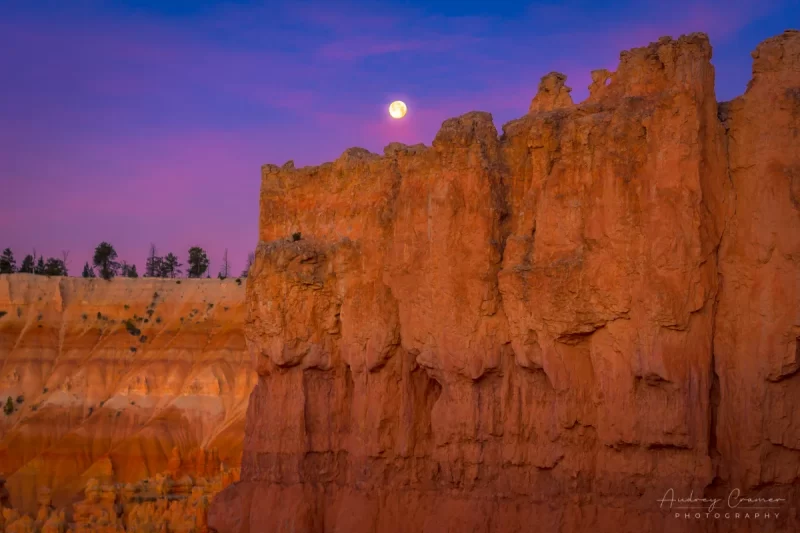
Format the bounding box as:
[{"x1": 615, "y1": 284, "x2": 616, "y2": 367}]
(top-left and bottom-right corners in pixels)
[{"x1": 0, "y1": 243, "x2": 255, "y2": 281}]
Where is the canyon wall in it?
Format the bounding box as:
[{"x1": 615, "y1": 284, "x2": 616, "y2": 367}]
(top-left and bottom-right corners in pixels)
[
  {"x1": 0, "y1": 274, "x2": 256, "y2": 515},
  {"x1": 210, "y1": 30, "x2": 800, "y2": 532}
]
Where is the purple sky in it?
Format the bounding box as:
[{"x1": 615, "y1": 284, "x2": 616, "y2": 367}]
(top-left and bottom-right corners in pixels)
[{"x1": 2, "y1": 0, "x2": 797, "y2": 276}]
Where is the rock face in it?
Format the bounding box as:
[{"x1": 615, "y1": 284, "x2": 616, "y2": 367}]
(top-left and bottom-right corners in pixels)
[
  {"x1": 0, "y1": 275, "x2": 256, "y2": 514},
  {"x1": 209, "y1": 30, "x2": 800, "y2": 533},
  {"x1": 714, "y1": 29, "x2": 800, "y2": 492}
]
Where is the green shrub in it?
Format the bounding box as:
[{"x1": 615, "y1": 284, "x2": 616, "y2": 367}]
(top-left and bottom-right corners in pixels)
[
  {"x1": 139, "y1": 335, "x2": 147, "y2": 343},
  {"x1": 130, "y1": 346, "x2": 137, "y2": 353},
  {"x1": 292, "y1": 232, "x2": 302, "y2": 241},
  {"x1": 124, "y1": 319, "x2": 141, "y2": 336},
  {"x1": 0, "y1": 311, "x2": 6, "y2": 319},
  {"x1": 4, "y1": 397, "x2": 13, "y2": 416},
  {"x1": 15, "y1": 395, "x2": 23, "y2": 404}
]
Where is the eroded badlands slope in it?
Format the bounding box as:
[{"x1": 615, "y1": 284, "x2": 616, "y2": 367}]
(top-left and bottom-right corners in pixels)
[
  {"x1": 0, "y1": 274, "x2": 256, "y2": 514},
  {"x1": 210, "y1": 30, "x2": 800, "y2": 533}
]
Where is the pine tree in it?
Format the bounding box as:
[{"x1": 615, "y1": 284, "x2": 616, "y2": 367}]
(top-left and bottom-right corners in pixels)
[
  {"x1": 120, "y1": 262, "x2": 139, "y2": 278},
  {"x1": 0, "y1": 248, "x2": 15, "y2": 273},
  {"x1": 34, "y1": 256, "x2": 45, "y2": 275},
  {"x1": 4, "y1": 397, "x2": 13, "y2": 416},
  {"x1": 161, "y1": 253, "x2": 181, "y2": 278},
  {"x1": 93, "y1": 242, "x2": 120, "y2": 280},
  {"x1": 43, "y1": 258, "x2": 67, "y2": 276},
  {"x1": 145, "y1": 244, "x2": 162, "y2": 277},
  {"x1": 19, "y1": 255, "x2": 34, "y2": 273},
  {"x1": 187, "y1": 247, "x2": 209, "y2": 278},
  {"x1": 82, "y1": 262, "x2": 96, "y2": 278}
]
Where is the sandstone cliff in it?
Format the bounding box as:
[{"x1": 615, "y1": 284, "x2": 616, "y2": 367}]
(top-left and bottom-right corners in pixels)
[
  {"x1": 0, "y1": 274, "x2": 256, "y2": 514},
  {"x1": 210, "y1": 30, "x2": 800, "y2": 532}
]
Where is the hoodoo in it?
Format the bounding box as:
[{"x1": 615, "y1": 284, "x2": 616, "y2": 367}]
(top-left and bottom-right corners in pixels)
[{"x1": 209, "y1": 30, "x2": 800, "y2": 533}]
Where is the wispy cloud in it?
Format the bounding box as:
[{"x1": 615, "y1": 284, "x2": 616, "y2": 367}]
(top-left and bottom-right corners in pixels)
[{"x1": 317, "y1": 35, "x2": 479, "y2": 60}]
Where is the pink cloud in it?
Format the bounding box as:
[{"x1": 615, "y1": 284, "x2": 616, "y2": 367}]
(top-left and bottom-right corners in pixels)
[
  {"x1": 318, "y1": 37, "x2": 434, "y2": 60},
  {"x1": 317, "y1": 34, "x2": 483, "y2": 61},
  {"x1": 288, "y1": 3, "x2": 401, "y2": 32}
]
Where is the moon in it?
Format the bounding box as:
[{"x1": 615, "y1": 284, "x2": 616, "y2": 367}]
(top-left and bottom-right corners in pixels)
[{"x1": 389, "y1": 100, "x2": 407, "y2": 119}]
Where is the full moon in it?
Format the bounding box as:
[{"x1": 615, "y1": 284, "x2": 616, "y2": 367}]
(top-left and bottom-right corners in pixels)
[{"x1": 389, "y1": 100, "x2": 407, "y2": 119}]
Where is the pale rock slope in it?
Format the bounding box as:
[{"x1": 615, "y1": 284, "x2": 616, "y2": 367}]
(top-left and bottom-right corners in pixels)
[{"x1": 0, "y1": 274, "x2": 255, "y2": 514}]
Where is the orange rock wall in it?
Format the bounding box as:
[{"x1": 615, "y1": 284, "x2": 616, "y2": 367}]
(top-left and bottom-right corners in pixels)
[
  {"x1": 0, "y1": 274, "x2": 256, "y2": 514},
  {"x1": 714, "y1": 30, "x2": 800, "y2": 490},
  {"x1": 210, "y1": 30, "x2": 800, "y2": 533}
]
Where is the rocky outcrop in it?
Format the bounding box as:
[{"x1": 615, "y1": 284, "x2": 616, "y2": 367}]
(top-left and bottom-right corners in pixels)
[
  {"x1": 210, "y1": 30, "x2": 800, "y2": 533},
  {"x1": 529, "y1": 71, "x2": 573, "y2": 113},
  {"x1": 0, "y1": 275, "x2": 256, "y2": 514}
]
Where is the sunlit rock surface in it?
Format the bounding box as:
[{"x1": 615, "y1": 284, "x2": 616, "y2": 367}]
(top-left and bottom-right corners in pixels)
[
  {"x1": 0, "y1": 275, "x2": 256, "y2": 515},
  {"x1": 210, "y1": 30, "x2": 800, "y2": 533}
]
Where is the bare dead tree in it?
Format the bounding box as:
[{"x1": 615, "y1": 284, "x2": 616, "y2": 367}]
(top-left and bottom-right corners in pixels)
[
  {"x1": 219, "y1": 249, "x2": 230, "y2": 279},
  {"x1": 146, "y1": 243, "x2": 159, "y2": 277},
  {"x1": 242, "y1": 251, "x2": 255, "y2": 277},
  {"x1": 61, "y1": 250, "x2": 70, "y2": 275}
]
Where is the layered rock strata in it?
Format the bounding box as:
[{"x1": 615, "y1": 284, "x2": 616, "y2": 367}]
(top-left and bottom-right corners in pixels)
[
  {"x1": 210, "y1": 30, "x2": 800, "y2": 533},
  {"x1": 0, "y1": 275, "x2": 256, "y2": 514}
]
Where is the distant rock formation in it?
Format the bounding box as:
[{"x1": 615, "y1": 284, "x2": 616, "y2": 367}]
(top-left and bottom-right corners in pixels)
[
  {"x1": 0, "y1": 276, "x2": 256, "y2": 514},
  {"x1": 0, "y1": 465, "x2": 238, "y2": 532},
  {"x1": 210, "y1": 30, "x2": 800, "y2": 532},
  {"x1": 528, "y1": 71, "x2": 573, "y2": 112}
]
